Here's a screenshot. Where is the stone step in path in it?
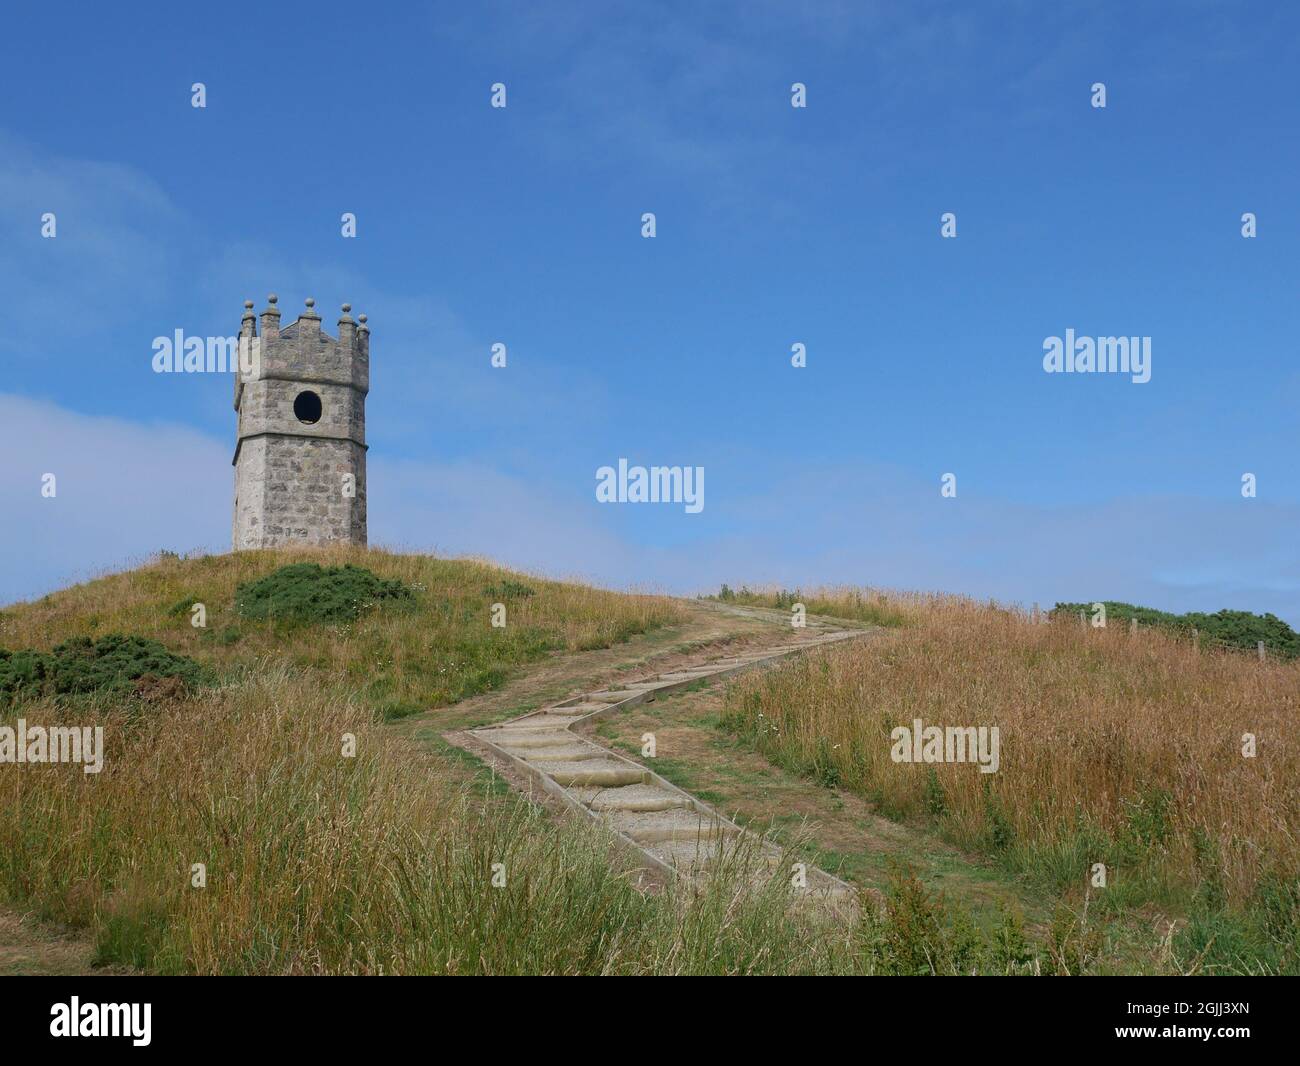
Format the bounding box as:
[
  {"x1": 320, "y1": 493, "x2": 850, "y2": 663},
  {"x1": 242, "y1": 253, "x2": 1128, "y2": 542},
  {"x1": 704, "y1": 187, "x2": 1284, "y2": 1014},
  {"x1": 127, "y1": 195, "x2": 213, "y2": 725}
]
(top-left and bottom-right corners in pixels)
[{"x1": 455, "y1": 619, "x2": 872, "y2": 907}]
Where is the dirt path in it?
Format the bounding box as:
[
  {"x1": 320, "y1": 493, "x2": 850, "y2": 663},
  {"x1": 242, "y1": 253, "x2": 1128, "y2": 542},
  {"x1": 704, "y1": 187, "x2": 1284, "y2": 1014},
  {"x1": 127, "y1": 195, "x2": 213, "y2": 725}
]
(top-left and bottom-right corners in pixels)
[{"x1": 0, "y1": 908, "x2": 108, "y2": 976}]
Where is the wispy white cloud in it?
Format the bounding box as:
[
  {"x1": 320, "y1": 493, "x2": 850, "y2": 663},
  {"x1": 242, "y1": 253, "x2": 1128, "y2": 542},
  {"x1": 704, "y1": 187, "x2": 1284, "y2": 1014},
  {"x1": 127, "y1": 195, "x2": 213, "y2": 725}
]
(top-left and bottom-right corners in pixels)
[
  {"x1": 0, "y1": 393, "x2": 230, "y2": 605},
  {"x1": 0, "y1": 132, "x2": 184, "y2": 357}
]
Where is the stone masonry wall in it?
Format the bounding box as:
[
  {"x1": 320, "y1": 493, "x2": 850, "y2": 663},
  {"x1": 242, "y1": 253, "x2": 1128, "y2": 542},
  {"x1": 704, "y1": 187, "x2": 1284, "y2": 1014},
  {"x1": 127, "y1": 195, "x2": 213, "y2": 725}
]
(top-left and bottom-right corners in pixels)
[{"x1": 233, "y1": 435, "x2": 367, "y2": 548}]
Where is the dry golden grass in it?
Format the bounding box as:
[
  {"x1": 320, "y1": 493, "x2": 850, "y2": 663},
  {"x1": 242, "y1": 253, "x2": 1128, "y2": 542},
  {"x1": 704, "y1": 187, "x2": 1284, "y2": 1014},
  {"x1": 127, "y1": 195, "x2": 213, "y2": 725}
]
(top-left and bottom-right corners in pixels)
[
  {"x1": 9, "y1": 662, "x2": 952, "y2": 974},
  {"x1": 725, "y1": 594, "x2": 1300, "y2": 909}
]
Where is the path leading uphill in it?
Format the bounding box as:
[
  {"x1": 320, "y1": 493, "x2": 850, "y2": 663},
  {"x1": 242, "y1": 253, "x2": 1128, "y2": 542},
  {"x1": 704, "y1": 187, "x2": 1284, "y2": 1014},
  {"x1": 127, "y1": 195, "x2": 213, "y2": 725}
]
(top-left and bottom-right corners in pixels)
[{"x1": 447, "y1": 603, "x2": 875, "y2": 904}]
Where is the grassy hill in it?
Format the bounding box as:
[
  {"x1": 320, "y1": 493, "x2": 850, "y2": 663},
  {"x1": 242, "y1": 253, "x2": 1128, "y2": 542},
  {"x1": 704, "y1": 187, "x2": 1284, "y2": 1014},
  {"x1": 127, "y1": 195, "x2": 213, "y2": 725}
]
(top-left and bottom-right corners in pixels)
[
  {"x1": 718, "y1": 587, "x2": 1300, "y2": 974},
  {"x1": 3, "y1": 557, "x2": 1296, "y2": 974},
  {"x1": 0, "y1": 548, "x2": 684, "y2": 719},
  {"x1": 7, "y1": 550, "x2": 956, "y2": 975},
  {"x1": 4, "y1": 549, "x2": 800, "y2": 974}
]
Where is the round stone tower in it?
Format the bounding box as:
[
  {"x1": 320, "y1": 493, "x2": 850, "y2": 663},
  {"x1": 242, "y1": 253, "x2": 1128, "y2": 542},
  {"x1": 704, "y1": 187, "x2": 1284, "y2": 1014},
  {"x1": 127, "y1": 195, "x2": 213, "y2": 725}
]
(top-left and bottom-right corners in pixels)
[{"x1": 232, "y1": 295, "x2": 369, "y2": 549}]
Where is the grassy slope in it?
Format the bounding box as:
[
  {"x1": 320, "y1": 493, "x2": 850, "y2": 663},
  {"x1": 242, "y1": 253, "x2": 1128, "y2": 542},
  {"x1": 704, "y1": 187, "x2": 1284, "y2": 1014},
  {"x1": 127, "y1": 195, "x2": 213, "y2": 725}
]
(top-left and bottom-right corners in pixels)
[
  {"x1": 718, "y1": 588, "x2": 1300, "y2": 974},
  {"x1": 7, "y1": 550, "x2": 994, "y2": 975},
  {"x1": 0, "y1": 547, "x2": 685, "y2": 718},
  {"x1": 585, "y1": 684, "x2": 1056, "y2": 933},
  {"x1": 8, "y1": 556, "x2": 1274, "y2": 974}
]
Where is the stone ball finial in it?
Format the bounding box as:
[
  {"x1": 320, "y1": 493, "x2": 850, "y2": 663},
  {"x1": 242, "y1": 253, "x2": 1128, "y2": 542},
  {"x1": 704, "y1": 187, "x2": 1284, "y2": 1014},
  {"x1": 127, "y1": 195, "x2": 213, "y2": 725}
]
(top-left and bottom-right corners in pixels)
[
  {"x1": 268, "y1": 293, "x2": 278, "y2": 304},
  {"x1": 244, "y1": 299, "x2": 254, "y2": 309},
  {"x1": 358, "y1": 314, "x2": 368, "y2": 324},
  {"x1": 305, "y1": 297, "x2": 315, "y2": 309},
  {"x1": 342, "y1": 303, "x2": 351, "y2": 313}
]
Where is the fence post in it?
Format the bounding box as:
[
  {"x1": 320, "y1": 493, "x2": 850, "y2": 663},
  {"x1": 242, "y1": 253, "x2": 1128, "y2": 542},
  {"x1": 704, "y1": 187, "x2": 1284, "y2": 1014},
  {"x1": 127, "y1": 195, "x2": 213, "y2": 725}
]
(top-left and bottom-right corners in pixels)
[
  {"x1": 1258, "y1": 640, "x2": 1266, "y2": 662},
  {"x1": 1130, "y1": 617, "x2": 1137, "y2": 636}
]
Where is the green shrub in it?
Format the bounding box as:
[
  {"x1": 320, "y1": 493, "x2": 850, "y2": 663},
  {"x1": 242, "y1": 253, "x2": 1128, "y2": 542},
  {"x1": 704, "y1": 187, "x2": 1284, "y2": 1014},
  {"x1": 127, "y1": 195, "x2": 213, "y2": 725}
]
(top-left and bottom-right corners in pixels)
[
  {"x1": 0, "y1": 634, "x2": 204, "y2": 704},
  {"x1": 235, "y1": 563, "x2": 413, "y2": 624},
  {"x1": 0, "y1": 649, "x2": 49, "y2": 701},
  {"x1": 1053, "y1": 600, "x2": 1300, "y2": 658}
]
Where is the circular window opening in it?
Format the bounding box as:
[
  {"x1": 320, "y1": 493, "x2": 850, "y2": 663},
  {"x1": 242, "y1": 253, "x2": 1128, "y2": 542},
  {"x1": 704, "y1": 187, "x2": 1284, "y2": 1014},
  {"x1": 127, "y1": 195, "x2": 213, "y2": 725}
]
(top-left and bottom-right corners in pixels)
[{"x1": 293, "y1": 390, "x2": 322, "y2": 424}]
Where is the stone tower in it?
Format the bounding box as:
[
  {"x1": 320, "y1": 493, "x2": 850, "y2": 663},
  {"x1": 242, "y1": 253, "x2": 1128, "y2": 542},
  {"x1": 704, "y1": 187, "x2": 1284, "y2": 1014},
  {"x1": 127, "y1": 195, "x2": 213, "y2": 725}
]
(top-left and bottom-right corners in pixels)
[{"x1": 232, "y1": 295, "x2": 369, "y2": 549}]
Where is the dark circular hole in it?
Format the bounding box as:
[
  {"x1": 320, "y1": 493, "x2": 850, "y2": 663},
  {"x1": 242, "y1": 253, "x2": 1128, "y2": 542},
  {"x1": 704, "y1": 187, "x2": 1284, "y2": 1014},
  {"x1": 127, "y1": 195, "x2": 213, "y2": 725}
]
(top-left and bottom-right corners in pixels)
[{"x1": 293, "y1": 390, "x2": 322, "y2": 424}]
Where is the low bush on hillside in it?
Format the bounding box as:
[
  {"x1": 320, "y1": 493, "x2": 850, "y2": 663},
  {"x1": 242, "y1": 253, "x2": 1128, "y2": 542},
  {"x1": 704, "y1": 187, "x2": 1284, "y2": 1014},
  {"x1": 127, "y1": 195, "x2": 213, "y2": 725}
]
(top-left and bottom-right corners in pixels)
[
  {"x1": 235, "y1": 563, "x2": 413, "y2": 624},
  {"x1": 0, "y1": 634, "x2": 205, "y2": 704},
  {"x1": 1053, "y1": 601, "x2": 1300, "y2": 658}
]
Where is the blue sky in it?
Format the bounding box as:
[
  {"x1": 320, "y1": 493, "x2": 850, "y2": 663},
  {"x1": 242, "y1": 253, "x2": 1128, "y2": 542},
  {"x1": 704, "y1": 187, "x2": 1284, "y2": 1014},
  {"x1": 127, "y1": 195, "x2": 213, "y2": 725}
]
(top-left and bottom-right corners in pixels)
[{"x1": 2, "y1": 0, "x2": 1298, "y2": 621}]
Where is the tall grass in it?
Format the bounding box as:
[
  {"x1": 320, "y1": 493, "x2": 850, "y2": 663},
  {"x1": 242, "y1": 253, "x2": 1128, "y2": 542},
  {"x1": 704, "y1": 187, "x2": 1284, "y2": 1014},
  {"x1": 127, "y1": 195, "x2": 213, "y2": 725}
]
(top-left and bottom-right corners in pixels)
[
  {"x1": 721, "y1": 595, "x2": 1300, "y2": 971},
  {"x1": 0, "y1": 671, "x2": 943, "y2": 975}
]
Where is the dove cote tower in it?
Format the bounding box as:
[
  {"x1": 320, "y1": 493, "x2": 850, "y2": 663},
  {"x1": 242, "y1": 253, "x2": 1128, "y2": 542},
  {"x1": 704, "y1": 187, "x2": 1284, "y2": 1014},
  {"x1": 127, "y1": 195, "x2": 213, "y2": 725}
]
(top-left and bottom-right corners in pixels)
[{"x1": 232, "y1": 295, "x2": 369, "y2": 549}]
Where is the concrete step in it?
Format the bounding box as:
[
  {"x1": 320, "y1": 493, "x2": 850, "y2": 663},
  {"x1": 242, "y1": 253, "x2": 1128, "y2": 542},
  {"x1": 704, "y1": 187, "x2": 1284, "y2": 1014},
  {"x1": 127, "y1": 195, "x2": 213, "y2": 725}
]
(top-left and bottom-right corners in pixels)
[
  {"x1": 477, "y1": 730, "x2": 571, "y2": 749},
  {"x1": 515, "y1": 745, "x2": 604, "y2": 763},
  {"x1": 644, "y1": 836, "x2": 725, "y2": 869},
  {"x1": 545, "y1": 704, "x2": 599, "y2": 716},
  {"x1": 489, "y1": 713, "x2": 584, "y2": 730},
  {"x1": 453, "y1": 624, "x2": 871, "y2": 910},
  {"x1": 532, "y1": 759, "x2": 647, "y2": 788},
  {"x1": 608, "y1": 808, "x2": 731, "y2": 844},
  {"x1": 584, "y1": 690, "x2": 638, "y2": 703},
  {"x1": 573, "y1": 783, "x2": 692, "y2": 812}
]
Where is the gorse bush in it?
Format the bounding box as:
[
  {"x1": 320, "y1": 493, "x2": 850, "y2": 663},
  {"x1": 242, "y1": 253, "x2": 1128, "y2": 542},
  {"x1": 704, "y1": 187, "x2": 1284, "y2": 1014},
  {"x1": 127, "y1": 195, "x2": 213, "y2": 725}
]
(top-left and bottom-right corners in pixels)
[
  {"x1": 0, "y1": 649, "x2": 47, "y2": 701},
  {"x1": 0, "y1": 635, "x2": 204, "y2": 705},
  {"x1": 1054, "y1": 601, "x2": 1300, "y2": 658},
  {"x1": 235, "y1": 563, "x2": 413, "y2": 624}
]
